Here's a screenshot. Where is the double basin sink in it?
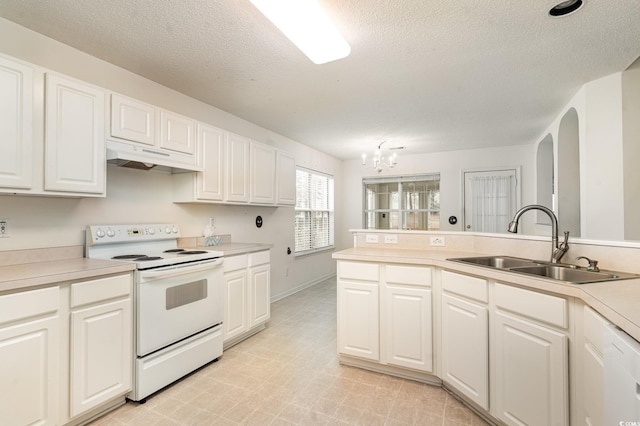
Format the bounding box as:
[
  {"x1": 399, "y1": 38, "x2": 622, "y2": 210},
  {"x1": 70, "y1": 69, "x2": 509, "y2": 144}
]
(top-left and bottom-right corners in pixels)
[{"x1": 447, "y1": 256, "x2": 639, "y2": 284}]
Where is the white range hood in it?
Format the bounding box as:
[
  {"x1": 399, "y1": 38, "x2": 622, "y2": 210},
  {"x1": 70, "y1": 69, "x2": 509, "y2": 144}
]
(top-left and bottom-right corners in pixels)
[{"x1": 106, "y1": 138, "x2": 203, "y2": 174}]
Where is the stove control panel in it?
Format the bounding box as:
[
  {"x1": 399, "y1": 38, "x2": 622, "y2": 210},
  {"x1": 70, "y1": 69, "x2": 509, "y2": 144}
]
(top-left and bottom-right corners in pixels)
[{"x1": 87, "y1": 224, "x2": 180, "y2": 245}]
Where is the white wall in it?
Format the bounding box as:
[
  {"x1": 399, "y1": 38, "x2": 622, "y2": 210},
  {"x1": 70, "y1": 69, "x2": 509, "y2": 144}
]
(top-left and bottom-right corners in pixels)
[
  {"x1": 0, "y1": 18, "x2": 342, "y2": 300},
  {"x1": 339, "y1": 144, "x2": 537, "y2": 245}
]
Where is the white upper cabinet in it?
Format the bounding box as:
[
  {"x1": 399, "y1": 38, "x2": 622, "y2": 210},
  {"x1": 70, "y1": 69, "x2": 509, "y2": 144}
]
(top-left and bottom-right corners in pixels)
[
  {"x1": 195, "y1": 123, "x2": 225, "y2": 201},
  {"x1": 160, "y1": 109, "x2": 195, "y2": 155},
  {"x1": 276, "y1": 150, "x2": 296, "y2": 205},
  {"x1": 0, "y1": 55, "x2": 33, "y2": 189},
  {"x1": 225, "y1": 133, "x2": 250, "y2": 203},
  {"x1": 110, "y1": 94, "x2": 155, "y2": 146},
  {"x1": 44, "y1": 73, "x2": 106, "y2": 195},
  {"x1": 250, "y1": 141, "x2": 276, "y2": 204}
]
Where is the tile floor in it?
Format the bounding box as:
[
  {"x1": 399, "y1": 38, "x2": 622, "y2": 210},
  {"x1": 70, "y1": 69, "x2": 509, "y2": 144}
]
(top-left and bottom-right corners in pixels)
[{"x1": 91, "y1": 277, "x2": 489, "y2": 425}]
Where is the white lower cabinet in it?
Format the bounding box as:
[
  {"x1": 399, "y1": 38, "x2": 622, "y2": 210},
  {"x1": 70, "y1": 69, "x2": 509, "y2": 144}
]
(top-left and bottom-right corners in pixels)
[
  {"x1": 492, "y1": 283, "x2": 569, "y2": 426},
  {"x1": 0, "y1": 274, "x2": 133, "y2": 426},
  {"x1": 441, "y1": 293, "x2": 489, "y2": 409},
  {"x1": 441, "y1": 270, "x2": 489, "y2": 409},
  {"x1": 0, "y1": 287, "x2": 60, "y2": 426},
  {"x1": 338, "y1": 280, "x2": 380, "y2": 361},
  {"x1": 69, "y1": 275, "x2": 132, "y2": 418},
  {"x1": 223, "y1": 250, "x2": 271, "y2": 347},
  {"x1": 337, "y1": 261, "x2": 433, "y2": 373},
  {"x1": 579, "y1": 305, "x2": 609, "y2": 426}
]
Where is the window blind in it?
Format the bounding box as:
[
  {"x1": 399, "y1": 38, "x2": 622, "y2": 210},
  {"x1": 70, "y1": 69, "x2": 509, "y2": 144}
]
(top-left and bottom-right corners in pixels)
[{"x1": 295, "y1": 168, "x2": 334, "y2": 253}]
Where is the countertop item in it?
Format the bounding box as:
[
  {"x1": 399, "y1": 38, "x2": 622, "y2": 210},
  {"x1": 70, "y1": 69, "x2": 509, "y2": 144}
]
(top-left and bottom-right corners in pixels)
[{"x1": 333, "y1": 247, "x2": 640, "y2": 343}]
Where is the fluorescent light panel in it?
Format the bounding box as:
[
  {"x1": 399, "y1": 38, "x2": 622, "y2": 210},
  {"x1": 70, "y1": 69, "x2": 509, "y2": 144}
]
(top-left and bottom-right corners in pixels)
[{"x1": 250, "y1": 0, "x2": 351, "y2": 64}]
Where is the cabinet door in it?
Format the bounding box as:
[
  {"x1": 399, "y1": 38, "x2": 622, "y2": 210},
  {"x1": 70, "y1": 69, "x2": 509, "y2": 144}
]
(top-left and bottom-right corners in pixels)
[
  {"x1": 384, "y1": 284, "x2": 432, "y2": 372},
  {"x1": 225, "y1": 133, "x2": 250, "y2": 202},
  {"x1": 249, "y1": 264, "x2": 271, "y2": 327},
  {"x1": 159, "y1": 109, "x2": 195, "y2": 154},
  {"x1": 224, "y1": 269, "x2": 248, "y2": 343},
  {"x1": 338, "y1": 280, "x2": 379, "y2": 361},
  {"x1": 196, "y1": 123, "x2": 225, "y2": 201},
  {"x1": 276, "y1": 150, "x2": 296, "y2": 205},
  {"x1": 70, "y1": 298, "x2": 132, "y2": 418},
  {"x1": 441, "y1": 294, "x2": 489, "y2": 409},
  {"x1": 110, "y1": 94, "x2": 155, "y2": 146},
  {"x1": 0, "y1": 56, "x2": 33, "y2": 189},
  {"x1": 580, "y1": 306, "x2": 609, "y2": 426},
  {"x1": 0, "y1": 316, "x2": 59, "y2": 425},
  {"x1": 493, "y1": 311, "x2": 568, "y2": 426},
  {"x1": 250, "y1": 141, "x2": 276, "y2": 204},
  {"x1": 44, "y1": 73, "x2": 105, "y2": 194}
]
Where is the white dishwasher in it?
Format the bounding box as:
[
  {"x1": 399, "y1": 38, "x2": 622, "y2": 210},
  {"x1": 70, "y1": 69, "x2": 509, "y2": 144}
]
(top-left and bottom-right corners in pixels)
[{"x1": 604, "y1": 324, "x2": 640, "y2": 424}]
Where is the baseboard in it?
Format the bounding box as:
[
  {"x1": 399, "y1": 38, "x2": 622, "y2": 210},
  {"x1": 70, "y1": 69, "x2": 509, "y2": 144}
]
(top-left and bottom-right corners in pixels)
[{"x1": 270, "y1": 272, "x2": 336, "y2": 303}]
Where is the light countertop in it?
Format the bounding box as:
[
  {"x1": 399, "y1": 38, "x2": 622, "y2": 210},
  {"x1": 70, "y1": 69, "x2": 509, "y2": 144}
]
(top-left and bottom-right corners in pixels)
[
  {"x1": 181, "y1": 242, "x2": 273, "y2": 257},
  {"x1": 0, "y1": 257, "x2": 135, "y2": 294},
  {"x1": 334, "y1": 247, "x2": 640, "y2": 342}
]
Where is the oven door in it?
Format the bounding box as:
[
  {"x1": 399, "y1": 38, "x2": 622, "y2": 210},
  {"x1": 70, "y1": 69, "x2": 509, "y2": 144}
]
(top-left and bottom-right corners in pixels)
[{"x1": 136, "y1": 258, "x2": 223, "y2": 356}]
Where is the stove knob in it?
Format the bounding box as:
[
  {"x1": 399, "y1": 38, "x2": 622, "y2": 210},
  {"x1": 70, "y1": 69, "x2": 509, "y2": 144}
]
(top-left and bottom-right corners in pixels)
[
  {"x1": 172, "y1": 225, "x2": 178, "y2": 234},
  {"x1": 165, "y1": 226, "x2": 172, "y2": 234},
  {"x1": 147, "y1": 228, "x2": 155, "y2": 235},
  {"x1": 95, "y1": 229, "x2": 105, "y2": 238},
  {"x1": 106, "y1": 229, "x2": 116, "y2": 238}
]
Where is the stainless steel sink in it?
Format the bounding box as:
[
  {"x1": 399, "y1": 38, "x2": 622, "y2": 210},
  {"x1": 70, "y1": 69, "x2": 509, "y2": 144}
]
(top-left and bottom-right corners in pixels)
[
  {"x1": 448, "y1": 256, "x2": 541, "y2": 269},
  {"x1": 508, "y1": 265, "x2": 624, "y2": 284},
  {"x1": 447, "y1": 256, "x2": 639, "y2": 284}
]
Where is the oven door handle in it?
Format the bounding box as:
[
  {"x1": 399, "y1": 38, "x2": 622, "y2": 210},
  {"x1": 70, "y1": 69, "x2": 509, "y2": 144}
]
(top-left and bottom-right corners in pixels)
[{"x1": 138, "y1": 258, "x2": 224, "y2": 280}]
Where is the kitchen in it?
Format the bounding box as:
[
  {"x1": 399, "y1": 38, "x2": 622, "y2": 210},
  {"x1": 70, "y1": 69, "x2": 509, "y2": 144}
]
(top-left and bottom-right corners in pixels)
[{"x1": 1, "y1": 1, "x2": 640, "y2": 425}]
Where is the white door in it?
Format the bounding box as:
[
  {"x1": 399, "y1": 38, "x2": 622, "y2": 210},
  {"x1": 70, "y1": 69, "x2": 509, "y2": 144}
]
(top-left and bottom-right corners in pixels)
[
  {"x1": 249, "y1": 264, "x2": 271, "y2": 327},
  {"x1": 338, "y1": 281, "x2": 379, "y2": 361},
  {"x1": 276, "y1": 150, "x2": 296, "y2": 205},
  {"x1": 464, "y1": 169, "x2": 518, "y2": 233},
  {"x1": 384, "y1": 284, "x2": 432, "y2": 372},
  {"x1": 110, "y1": 94, "x2": 155, "y2": 146},
  {"x1": 250, "y1": 141, "x2": 276, "y2": 204},
  {"x1": 223, "y1": 269, "x2": 248, "y2": 342},
  {"x1": 196, "y1": 123, "x2": 225, "y2": 201},
  {"x1": 225, "y1": 133, "x2": 250, "y2": 202},
  {"x1": 44, "y1": 73, "x2": 105, "y2": 194},
  {"x1": 441, "y1": 293, "x2": 489, "y2": 409},
  {"x1": 493, "y1": 311, "x2": 568, "y2": 426},
  {"x1": 0, "y1": 56, "x2": 33, "y2": 189},
  {"x1": 159, "y1": 109, "x2": 195, "y2": 154},
  {"x1": 0, "y1": 316, "x2": 59, "y2": 425},
  {"x1": 70, "y1": 299, "x2": 132, "y2": 418}
]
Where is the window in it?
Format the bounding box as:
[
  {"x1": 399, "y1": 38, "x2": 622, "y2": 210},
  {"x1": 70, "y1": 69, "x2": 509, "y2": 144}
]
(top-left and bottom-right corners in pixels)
[
  {"x1": 295, "y1": 168, "x2": 334, "y2": 254},
  {"x1": 364, "y1": 174, "x2": 440, "y2": 230}
]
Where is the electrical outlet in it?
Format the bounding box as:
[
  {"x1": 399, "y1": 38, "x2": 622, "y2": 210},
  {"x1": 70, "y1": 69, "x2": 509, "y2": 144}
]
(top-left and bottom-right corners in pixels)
[
  {"x1": 430, "y1": 236, "x2": 445, "y2": 246},
  {"x1": 384, "y1": 234, "x2": 398, "y2": 244},
  {"x1": 0, "y1": 219, "x2": 9, "y2": 238},
  {"x1": 365, "y1": 234, "x2": 379, "y2": 243}
]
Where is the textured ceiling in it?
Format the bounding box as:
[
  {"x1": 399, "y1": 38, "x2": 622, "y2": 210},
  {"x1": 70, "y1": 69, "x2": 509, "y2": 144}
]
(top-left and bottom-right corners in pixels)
[{"x1": 1, "y1": 0, "x2": 639, "y2": 160}]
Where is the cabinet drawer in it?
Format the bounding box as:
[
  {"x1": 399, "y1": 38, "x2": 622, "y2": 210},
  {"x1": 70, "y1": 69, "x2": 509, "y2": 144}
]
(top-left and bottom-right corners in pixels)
[
  {"x1": 442, "y1": 270, "x2": 488, "y2": 303},
  {"x1": 583, "y1": 306, "x2": 610, "y2": 354},
  {"x1": 71, "y1": 274, "x2": 131, "y2": 308},
  {"x1": 224, "y1": 254, "x2": 248, "y2": 272},
  {"x1": 386, "y1": 265, "x2": 431, "y2": 286},
  {"x1": 495, "y1": 283, "x2": 568, "y2": 329},
  {"x1": 0, "y1": 286, "x2": 59, "y2": 324},
  {"x1": 339, "y1": 261, "x2": 379, "y2": 281},
  {"x1": 248, "y1": 250, "x2": 270, "y2": 267}
]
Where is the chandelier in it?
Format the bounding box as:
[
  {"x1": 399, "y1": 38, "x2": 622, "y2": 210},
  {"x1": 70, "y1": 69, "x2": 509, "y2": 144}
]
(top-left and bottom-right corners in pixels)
[{"x1": 361, "y1": 141, "x2": 400, "y2": 173}]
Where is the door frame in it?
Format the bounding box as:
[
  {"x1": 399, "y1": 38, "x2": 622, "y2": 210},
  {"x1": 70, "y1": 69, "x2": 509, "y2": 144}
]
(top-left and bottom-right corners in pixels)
[{"x1": 461, "y1": 167, "x2": 521, "y2": 233}]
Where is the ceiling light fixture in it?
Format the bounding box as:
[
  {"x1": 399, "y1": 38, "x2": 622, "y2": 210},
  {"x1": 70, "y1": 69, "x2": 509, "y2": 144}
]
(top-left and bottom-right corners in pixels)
[
  {"x1": 362, "y1": 141, "x2": 403, "y2": 173},
  {"x1": 549, "y1": 0, "x2": 584, "y2": 17},
  {"x1": 249, "y1": 0, "x2": 351, "y2": 64}
]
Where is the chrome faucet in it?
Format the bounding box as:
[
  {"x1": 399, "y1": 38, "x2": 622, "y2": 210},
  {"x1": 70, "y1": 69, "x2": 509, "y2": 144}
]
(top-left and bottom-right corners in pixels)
[{"x1": 507, "y1": 204, "x2": 569, "y2": 263}]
